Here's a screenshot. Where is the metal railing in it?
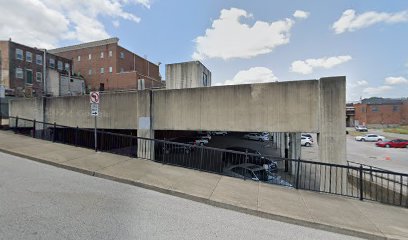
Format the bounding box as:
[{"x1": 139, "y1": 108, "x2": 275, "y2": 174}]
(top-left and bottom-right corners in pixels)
[{"x1": 6, "y1": 116, "x2": 408, "y2": 208}]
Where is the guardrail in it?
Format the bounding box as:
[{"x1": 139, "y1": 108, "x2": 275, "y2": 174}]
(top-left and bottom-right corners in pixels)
[{"x1": 6, "y1": 116, "x2": 408, "y2": 208}]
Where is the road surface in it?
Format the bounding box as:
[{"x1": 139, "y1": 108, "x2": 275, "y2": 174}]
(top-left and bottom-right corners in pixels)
[{"x1": 0, "y1": 152, "x2": 361, "y2": 240}]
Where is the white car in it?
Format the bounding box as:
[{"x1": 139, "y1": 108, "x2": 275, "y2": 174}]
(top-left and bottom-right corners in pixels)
[
  {"x1": 244, "y1": 133, "x2": 270, "y2": 142},
  {"x1": 355, "y1": 134, "x2": 385, "y2": 142},
  {"x1": 301, "y1": 136, "x2": 313, "y2": 147},
  {"x1": 355, "y1": 125, "x2": 368, "y2": 132},
  {"x1": 211, "y1": 131, "x2": 228, "y2": 136}
]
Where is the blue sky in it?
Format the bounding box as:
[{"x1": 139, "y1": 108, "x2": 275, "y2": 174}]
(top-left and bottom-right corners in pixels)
[{"x1": 1, "y1": 0, "x2": 408, "y2": 101}]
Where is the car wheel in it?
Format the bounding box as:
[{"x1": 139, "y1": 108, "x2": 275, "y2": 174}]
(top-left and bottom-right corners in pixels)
[
  {"x1": 406, "y1": 145, "x2": 408, "y2": 148},
  {"x1": 385, "y1": 144, "x2": 390, "y2": 148},
  {"x1": 361, "y1": 138, "x2": 365, "y2": 142},
  {"x1": 377, "y1": 139, "x2": 382, "y2": 142},
  {"x1": 305, "y1": 142, "x2": 311, "y2": 147},
  {"x1": 185, "y1": 149, "x2": 190, "y2": 154},
  {"x1": 200, "y1": 142, "x2": 204, "y2": 146}
]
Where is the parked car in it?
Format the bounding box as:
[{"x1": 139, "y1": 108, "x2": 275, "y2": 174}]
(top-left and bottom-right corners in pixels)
[
  {"x1": 301, "y1": 133, "x2": 313, "y2": 140},
  {"x1": 355, "y1": 125, "x2": 368, "y2": 132},
  {"x1": 196, "y1": 132, "x2": 211, "y2": 141},
  {"x1": 211, "y1": 131, "x2": 228, "y2": 136},
  {"x1": 376, "y1": 139, "x2": 408, "y2": 148},
  {"x1": 222, "y1": 147, "x2": 278, "y2": 172},
  {"x1": 223, "y1": 163, "x2": 292, "y2": 187},
  {"x1": 355, "y1": 134, "x2": 385, "y2": 142},
  {"x1": 243, "y1": 133, "x2": 270, "y2": 141},
  {"x1": 301, "y1": 136, "x2": 313, "y2": 147},
  {"x1": 163, "y1": 136, "x2": 207, "y2": 154}
]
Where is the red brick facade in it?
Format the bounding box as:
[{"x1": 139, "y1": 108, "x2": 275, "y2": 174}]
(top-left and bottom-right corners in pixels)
[
  {"x1": 0, "y1": 40, "x2": 72, "y2": 97},
  {"x1": 49, "y1": 38, "x2": 161, "y2": 91},
  {"x1": 354, "y1": 101, "x2": 408, "y2": 126}
]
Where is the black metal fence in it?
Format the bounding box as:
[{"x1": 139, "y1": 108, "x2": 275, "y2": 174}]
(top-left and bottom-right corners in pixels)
[{"x1": 6, "y1": 116, "x2": 408, "y2": 208}]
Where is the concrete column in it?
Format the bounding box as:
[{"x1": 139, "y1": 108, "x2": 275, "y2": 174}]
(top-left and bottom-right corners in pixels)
[
  {"x1": 137, "y1": 90, "x2": 155, "y2": 160},
  {"x1": 318, "y1": 77, "x2": 346, "y2": 193},
  {"x1": 318, "y1": 76, "x2": 346, "y2": 165}
]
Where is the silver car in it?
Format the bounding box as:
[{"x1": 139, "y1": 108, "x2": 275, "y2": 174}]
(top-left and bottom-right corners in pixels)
[
  {"x1": 223, "y1": 163, "x2": 292, "y2": 187},
  {"x1": 244, "y1": 133, "x2": 270, "y2": 141},
  {"x1": 355, "y1": 134, "x2": 385, "y2": 142}
]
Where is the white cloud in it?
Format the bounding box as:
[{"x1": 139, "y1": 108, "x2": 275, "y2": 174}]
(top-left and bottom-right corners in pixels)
[
  {"x1": 290, "y1": 55, "x2": 352, "y2": 74},
  {"x1": 224, "y1": 67, "x2": 278, "y2": 85},
  {"x1": 0, "y1": 0, "x2": 149, "y2": 48},
  {"x1": 333, "y1": 9, "x2": 408, "y2": 34},
  {"x1": 356, "y1": 80, "x2": 369, "y2": 86},
  {"x1": 385, "y1": 76, "x2": 408, "y2": 85},
  {"x1": 293, "y1": 10, "x2": 310, "y2": 19},
  {"x1": 113, "y1": 20, "x2": 120, "y2": 28},
  {"x1": 363, "y1": 85, "x2": 393, "y2": 96},
  {"x1": 192, "y1": 8, "x2": 294, "y2": 60}
]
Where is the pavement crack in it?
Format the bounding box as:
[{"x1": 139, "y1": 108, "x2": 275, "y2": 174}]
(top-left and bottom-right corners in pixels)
[{"x1": 209, "y1": 176, "x2": 222, "y2": 200}]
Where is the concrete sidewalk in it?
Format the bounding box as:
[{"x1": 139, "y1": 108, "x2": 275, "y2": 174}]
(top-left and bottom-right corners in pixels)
[{"x1": 0, "y1": 131, "x2": 407, "y2": 240}]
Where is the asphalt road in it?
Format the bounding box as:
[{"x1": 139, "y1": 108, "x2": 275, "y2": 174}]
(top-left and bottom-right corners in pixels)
[{"x1": 0, "y1": 152, "x2": 362, "y2": 240}]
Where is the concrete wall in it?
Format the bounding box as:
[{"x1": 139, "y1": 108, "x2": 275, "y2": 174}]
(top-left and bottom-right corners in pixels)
[
  {"x1": 9, "y1": 77, "x2": 347, "y2": 165},
  {"x1": 155, "y1": 80, "x2": 319, "y2": 132}
]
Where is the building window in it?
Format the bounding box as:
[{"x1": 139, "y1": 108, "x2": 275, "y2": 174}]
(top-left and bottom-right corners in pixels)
[
  {"x1": 57, "y1": 61, "x2": 63, "y2": 70},
  {"x1": 36, "y1": 54, "x2": 43, "y2": 65},
  {"x1": 120, "y1": 68, "x2": 124, "y2": 73},
  {"x1": 16, "y1": 68, "x2": 23, "y2": 79},
  {"x1": 361, "y1": 107, "x2": 366, "y2": 113},
  {"x1": 49, "y1": 58, "x2": 55, "y2": 68},
  {"x1": 88, "y1": 69, "x2": 92, "y2": 75},
  {"x1": 26, "y1": 69, "x2": 33, "y2": 84},
  {"x1": 393, "y1": 106, "x2": 399, "y2": 112},
  {"x1": 100, "y1": 52, "x2": 104, "y2": 58},
  {"x1": 65, "y1": 63, "x2": 70, "y2": 71},
  {"x1": 16, "y1": 49, "x2": 23, "y2": 60},
  {"x1": 88, "y1": 53, "x2": 92, "y2": 60},
  {"x1": 78, "y1": 55, "x2": 81, "y2": 61},
  {"x1": 202, "y1": 72, "x2": 208, "y2": 86},
  {"x1": 36, "y1": 72, "x2": 42, "y2": 82},
  {"x1": 120, "y1": 52, "x2": 124, "y2": 59},
  {"x1": 26, "y1": 52, "x2": 32, "y2": 62},
  {"x1": 100, "y1": 67, "x2": 104, "y2": 74},
  {"x1": 371, "y1": 106, "x2": 378, "y2": 112},
  {"x1": 109, "y1": 50, "x2": 112, "y2": 57},
  {"x1": 109, "y1": 67, "x2": 112, "y2": 73}
]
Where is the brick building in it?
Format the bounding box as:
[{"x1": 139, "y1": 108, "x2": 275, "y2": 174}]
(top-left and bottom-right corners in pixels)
[
  {"x1": 0, "y1": 39, "x2": 72, "y2": 97},
  {"x1": 354, "y1": 98, "x2": 408, "y2": 127},
  {"x1": 48, "y1": 38, "x2": 162, "y2": 91}
]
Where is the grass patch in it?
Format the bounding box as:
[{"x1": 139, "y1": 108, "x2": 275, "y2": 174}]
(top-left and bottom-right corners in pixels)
[{"x1": 383, "y1": 125, "x2": 408, "y2": 135}]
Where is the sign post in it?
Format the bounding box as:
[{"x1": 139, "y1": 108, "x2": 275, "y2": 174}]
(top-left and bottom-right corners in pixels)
[
  {"x1": 90, "y1": 91, "x2": 100, "y2": 151},
  {"x1": 0, "y1": 85, "x2": 5, "y2": 128}
]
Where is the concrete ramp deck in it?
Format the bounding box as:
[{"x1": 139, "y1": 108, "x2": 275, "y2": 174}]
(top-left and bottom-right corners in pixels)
[{"x1": 0, "y1": 130, "x2": 407, "y2": 240}]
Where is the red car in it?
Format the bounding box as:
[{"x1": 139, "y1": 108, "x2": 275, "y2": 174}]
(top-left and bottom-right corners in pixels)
[{"x1": 376, "y1": 139, "x2": 408, "y2": 148}]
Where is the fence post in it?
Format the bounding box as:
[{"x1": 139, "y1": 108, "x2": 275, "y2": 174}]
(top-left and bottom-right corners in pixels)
[
  {"x1": 244, "y1": 149, "x2": 248, "y2": 180},
  {"x1": 52, "y1": 122, "x2": 56, "y2": 142},
  {"x1": 359, "y1": 165, "x2": 364, "y2": 201},
  {"x1": 14, "y1": 116, "x2": 19, "y2": 134},
  {"x1": 200, "y1": 146, "x2": 204, "y2": 170},
  {"x1": 295, "y1": 158, "x2": 301, "y2": 189},
  {"x1": 75, "y1": 126, "x2": 79, "y2": 146},
  {"x1": 162, "y1": 138, "x2": 166, "y2": 163},
  {"x1": 32, "y1": 119, "x2": 36, "y2": 138}
]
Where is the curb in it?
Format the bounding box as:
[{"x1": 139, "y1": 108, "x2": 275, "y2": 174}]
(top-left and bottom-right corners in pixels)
[{"x1": 0, "y1": 148, "x2": 394, "y2": 240}]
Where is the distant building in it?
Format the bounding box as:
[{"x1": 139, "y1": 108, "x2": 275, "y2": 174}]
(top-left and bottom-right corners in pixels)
[
  {"x1": 48, "y1": 38, "x2": 162, "y2": 92},
  {"x1": 346, "y1": 103, "x2": 355, "y2": 127},
  {"x1": 0, "y1": 39, "x2": 72, "y2": 97},
  {"x1": 165, "y1": 61, "x2": 211, "y2": 89},
  {"x1": 354, "y1": 97, "x2": 408, "y2": 127}
]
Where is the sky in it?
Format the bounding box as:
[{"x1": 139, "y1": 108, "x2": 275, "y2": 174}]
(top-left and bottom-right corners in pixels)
[{"x1": 1, "y1": 0, "x2": 408, "y2": 101}]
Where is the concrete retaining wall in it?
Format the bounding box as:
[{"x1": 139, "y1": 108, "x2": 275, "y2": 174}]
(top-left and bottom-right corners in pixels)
[{"x1": 154, "y1": 80, "x2": 319, "y2": 132}]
